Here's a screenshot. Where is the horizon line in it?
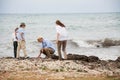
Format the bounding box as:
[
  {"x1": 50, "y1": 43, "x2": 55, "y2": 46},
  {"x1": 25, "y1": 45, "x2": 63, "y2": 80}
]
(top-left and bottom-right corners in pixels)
[{"x1": 0, "y1": 11, "x2": 120, "y2": 14}]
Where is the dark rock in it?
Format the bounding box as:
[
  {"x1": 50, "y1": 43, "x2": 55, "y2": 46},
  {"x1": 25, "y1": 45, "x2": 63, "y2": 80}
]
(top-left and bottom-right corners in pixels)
[
  {"x1": 51, "y1": 54, "x2": 59, "y2": 59},
  {"x1": 108, "y1": 60, "x2": 115, "y2": 62},
  {"x1": 67, "y1": 54, "x2": 100, "y2": 62},
  {"x1": 67, "y1": 54, "x2": 74, "y2": 60},
  {"x1": 67, "y1": 54, "x2": 88, "y2": 61},
  {"x1": 18, "y1": 57, "x2": 27, "y2": 60},
  {"x1": 4, "y1": 57, "x2": 14, "y2": 59},
  {"x1": 102, "y1": 38, "x2": 115, "y2": 47},
  {"x1": 115, "y1": 40, "x2": 120, "y2": 45},
  {"x1": 96, "y1": 45, "x2": 100, "y2": 48},
  {"x1": 88, "y1": 56, "x2": 100, "y2": 62},
  {"x1": 116, "y1": 56, "x2": 120, "y2": 62}
]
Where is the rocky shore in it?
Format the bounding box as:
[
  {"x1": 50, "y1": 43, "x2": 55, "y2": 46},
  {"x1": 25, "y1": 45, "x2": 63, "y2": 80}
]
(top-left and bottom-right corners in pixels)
[{"x1": 0, "y1": 54, "x2": 120, "y2": 80}]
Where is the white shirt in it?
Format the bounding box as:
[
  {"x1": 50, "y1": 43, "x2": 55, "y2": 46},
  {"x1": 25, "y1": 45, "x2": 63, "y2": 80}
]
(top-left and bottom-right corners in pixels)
[
  {"x1": 56, "y1": 25, "x2": 68, "y2": 41},
  {"x1": 12, "y1": 32, "x2": 17, "y2": 41},
  {"x1": 17, "y1": 27, "x2": 25, "y2": 41}
]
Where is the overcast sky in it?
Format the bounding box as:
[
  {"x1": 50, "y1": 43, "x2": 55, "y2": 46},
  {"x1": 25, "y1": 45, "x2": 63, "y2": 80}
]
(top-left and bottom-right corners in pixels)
[{"x1": 0, "y1": 0, "x2": 120, "y2": 13}]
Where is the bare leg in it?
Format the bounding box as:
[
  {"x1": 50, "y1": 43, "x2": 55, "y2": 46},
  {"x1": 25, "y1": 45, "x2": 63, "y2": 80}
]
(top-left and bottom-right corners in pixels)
[
  {"x1": 57, "y1": 41, "x2": 62, "y2": 60},
  {"x1": 62, "y1": 40, "x2": 67, "y2": 59}
]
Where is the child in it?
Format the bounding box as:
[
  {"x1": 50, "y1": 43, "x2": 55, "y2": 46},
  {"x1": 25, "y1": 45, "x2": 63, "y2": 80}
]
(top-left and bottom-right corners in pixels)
[
  {"x1": 17, "y1": 23, "x2": 27, "y2": 58},
  {"x1": 12, "y1": 27, "x2": 18, "y2": 58}
]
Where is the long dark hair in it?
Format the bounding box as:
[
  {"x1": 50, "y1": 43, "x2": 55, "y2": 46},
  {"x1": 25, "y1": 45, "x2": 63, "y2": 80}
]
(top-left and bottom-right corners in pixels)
[
  {"x1": 56, "y1": 20, "x2": 65, "y2": 27},
  {"x1": 15, "y1": 27, "x2": 19, "y2": 32}
]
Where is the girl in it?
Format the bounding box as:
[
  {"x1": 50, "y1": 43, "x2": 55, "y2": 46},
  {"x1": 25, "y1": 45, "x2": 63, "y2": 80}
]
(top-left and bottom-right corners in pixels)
[
  {"x1": 55, "y1": 20, "x2": 68, "y2": 60},
  {"x1": 12, "y1": 27, "x2": 18, "y2": 58}
]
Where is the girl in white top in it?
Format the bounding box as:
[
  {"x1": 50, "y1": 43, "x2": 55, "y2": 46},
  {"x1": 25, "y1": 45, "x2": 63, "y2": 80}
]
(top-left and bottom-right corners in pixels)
[
  {"x1": 56, "y1": 20, "x2": 68, "y2": 60},
  {"x1": 12, "y1": 27, "x2": 18, "y2": 58}
]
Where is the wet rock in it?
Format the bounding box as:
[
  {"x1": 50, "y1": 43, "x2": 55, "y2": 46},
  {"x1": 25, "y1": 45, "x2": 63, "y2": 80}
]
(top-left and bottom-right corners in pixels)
[
  {"x1": 67, "y1": 54, "x2": 88, "y2": 61},
  {"x1": 96, "y1": 45, "x2": 100, "y2": 48},
  {"x1": 102, "y1": 38, "x2": 115, "y2": 47},
  {"x1": 67, "y1": 54, "x2": 74, "y2": 60},
  {"x1": 116, "y1": 56, "x2": 120, "y2": 62},
  {"x1": 67, "y1": 54, "x2": 100, "y2": 62},
  {"x1": 4, "y1": 57, "x2": 14, "y2": 59},
  {"x1": 88, "y1": 56, "x2": 100, "y2": 62},
  {"x1": 115, "y1": 40, "x2": 120, "y2": 45},
  {"x1": 51, "y1": 54, "x2": 59, "y2": 59},
  {"x1": 17, "y1": 57, "x2": 29, "y2": 60}
]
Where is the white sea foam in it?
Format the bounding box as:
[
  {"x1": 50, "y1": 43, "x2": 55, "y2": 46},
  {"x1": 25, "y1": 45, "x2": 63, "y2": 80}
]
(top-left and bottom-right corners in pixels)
[{"x1": 72, "y1": 39, "x2": 95, "y2": 48}]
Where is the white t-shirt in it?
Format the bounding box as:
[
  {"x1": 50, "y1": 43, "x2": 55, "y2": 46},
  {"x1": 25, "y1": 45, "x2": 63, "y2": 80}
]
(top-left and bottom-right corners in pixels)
[
  {"x1": 12, "y1": 32, "x2": 17, "y2": 41},
  {"x1": 17, "y1": 27, "x2": 25, "y2": 41},
  {"x1": 56, "y1": 25, "x2": 68, "y2": 41}
]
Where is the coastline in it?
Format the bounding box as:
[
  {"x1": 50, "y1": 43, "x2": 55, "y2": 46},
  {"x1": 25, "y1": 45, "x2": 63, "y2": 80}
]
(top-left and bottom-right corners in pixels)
[{"x1": 0, "y1": 54, "x2": 120, "y2": 80}]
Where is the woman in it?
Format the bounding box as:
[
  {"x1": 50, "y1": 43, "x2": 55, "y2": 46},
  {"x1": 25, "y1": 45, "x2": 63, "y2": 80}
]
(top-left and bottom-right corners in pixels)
[
  {"x1": 12, "y1": 27, "x2": 18, "y2": 58},
  {"x1": 55, "y1": 20, "x2": 68, "y2": 60}
]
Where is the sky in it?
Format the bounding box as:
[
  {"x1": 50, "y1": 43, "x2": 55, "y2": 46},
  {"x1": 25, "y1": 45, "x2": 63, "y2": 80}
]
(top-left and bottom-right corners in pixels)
[{"x1": 0, "y1": 0, "x2": 120, "y2": 13}]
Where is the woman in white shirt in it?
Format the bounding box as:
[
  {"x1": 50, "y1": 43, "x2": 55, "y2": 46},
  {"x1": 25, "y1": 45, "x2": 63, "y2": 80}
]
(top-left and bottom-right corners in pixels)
[
  {"x1": 55, "y1": 20, "x2": 68, "y2": 60},
  {"x1": 12, "y1": 27, "x2": 18, "y2": 58}
]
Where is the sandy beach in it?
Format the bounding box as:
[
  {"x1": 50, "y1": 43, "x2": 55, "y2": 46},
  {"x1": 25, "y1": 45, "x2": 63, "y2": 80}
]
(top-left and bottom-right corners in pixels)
[{"x1": 0, "y1": 54, "x2": 120, "y2": 80}]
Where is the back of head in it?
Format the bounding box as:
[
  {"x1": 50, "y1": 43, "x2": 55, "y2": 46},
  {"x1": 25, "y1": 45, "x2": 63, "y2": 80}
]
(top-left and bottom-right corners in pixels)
[
  {"x1": 20, "y1": 22, "x2": 26, "y2": 27},
  {"x1": 56, "y1": 20, "x2": 65, "y2": 27}
]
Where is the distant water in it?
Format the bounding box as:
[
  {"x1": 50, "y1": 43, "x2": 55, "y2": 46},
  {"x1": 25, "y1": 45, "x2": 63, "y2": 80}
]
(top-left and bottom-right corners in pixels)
[{"x1": 0, "y1": 13, "x2": 120, "y2": 60}]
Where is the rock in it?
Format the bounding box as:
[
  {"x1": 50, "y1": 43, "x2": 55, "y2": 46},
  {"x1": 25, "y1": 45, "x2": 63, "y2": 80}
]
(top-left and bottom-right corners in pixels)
[
  {"x1": 114, "y1": 40, "x2": 120, "y2": 46},
  {"x1": 67, "y1": 54, "x2": 100, "y2": 62},
  {"x1": 67, "y1": 54, "x2": 74, "y2": 60},
  {"x1": 67, "y1": 54, "x2": 88, "y2": 61},
  {"x1": 88, "y1": 64, "x2": 96, "y2": 69},
  {"x1": 51, "y1": 54, "x2": 59, "y2": 59},
  {"x1": 102, "y1": 38, "x2": 115, "y2": 47},
  {"x1": 100, "y1": 60, "x2": 108, "y2": 67},
  {"x1": 4, "y1": 57, "x2": 14, "y2": 59},
  {"x1": 116, "y1": 56, "x2": 120, "y2": 62},
  {"x1": 96, "y1": 45, "x2": 100, "y2": 48},
  {"x1": 88, "y1": 56, "x2": 100, "y2": 62},
  {"x1": 1, "y1": 56, "x2": 120, "y2": 78}
]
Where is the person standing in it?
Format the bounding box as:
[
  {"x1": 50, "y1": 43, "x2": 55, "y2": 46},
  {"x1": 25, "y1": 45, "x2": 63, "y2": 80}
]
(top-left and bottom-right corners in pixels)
[
  {"x1": 17, "y1": 23, "x2": 27, "y2": 59},
  {"x1": 55, "y1": 20, "x2": 68, "y2": 60},
  {"x1": 12, "y1": 27, "x2": 19, "y2": 58},
  {"x1": 37, "y1": 37, "x2": 55, "y2": 59}
]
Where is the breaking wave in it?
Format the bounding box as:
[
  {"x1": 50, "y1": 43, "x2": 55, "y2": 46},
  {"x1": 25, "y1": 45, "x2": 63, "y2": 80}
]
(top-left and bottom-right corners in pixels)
[{"x1": 69, "y1": 38, "x2": 120, "y2": 48}]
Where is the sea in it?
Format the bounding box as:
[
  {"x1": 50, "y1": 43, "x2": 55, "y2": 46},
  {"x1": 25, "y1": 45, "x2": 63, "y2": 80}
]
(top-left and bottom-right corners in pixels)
[{"x1": 0, "y1": 13, "x2": 120, "y2": 60}]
